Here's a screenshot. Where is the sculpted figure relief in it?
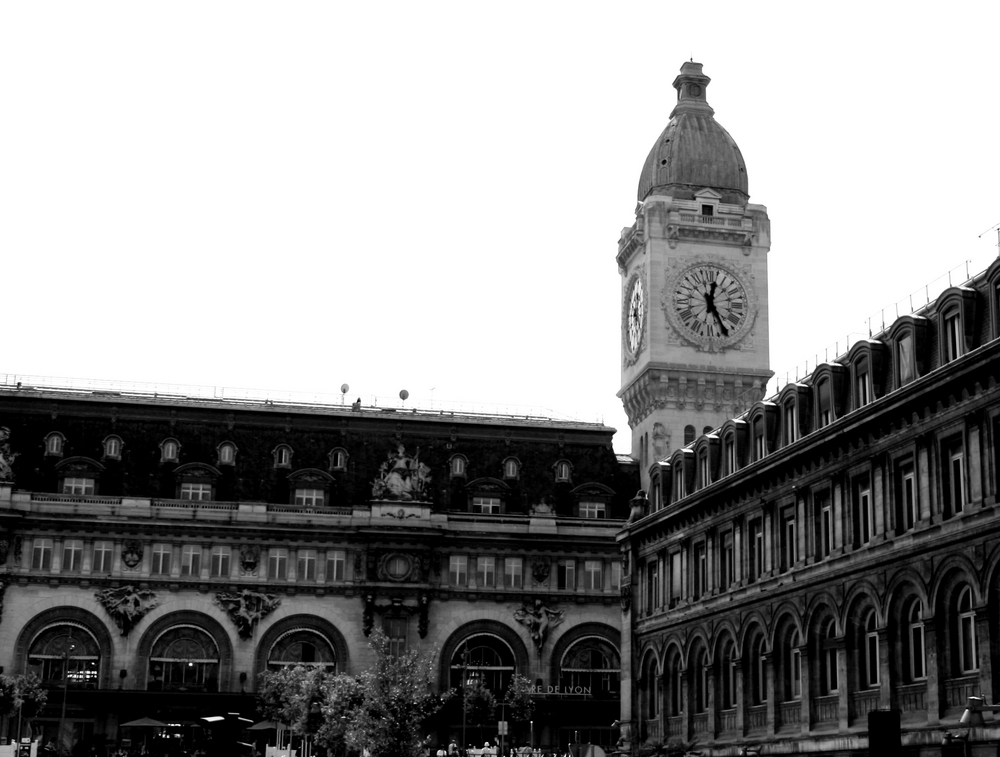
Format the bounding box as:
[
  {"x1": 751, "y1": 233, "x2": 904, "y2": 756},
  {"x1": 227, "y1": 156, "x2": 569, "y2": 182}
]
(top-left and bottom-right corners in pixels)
[
  {"x1": 513, "y1": 598, "x2": 565, "y2": 653},
  {"x1": 0, "y1": 427, "x2": 18, "y2": 482},
  {"x1": 371, "y1": 444, "x2": 431, "y2": 501},
  {"x1": 95, "y1": 585, "x2": 160, "y2": 636}
]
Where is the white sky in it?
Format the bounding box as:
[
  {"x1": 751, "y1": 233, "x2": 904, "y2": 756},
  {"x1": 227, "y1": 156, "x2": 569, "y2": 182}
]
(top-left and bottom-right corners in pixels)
[{"x1": 3, "y1": 2, "x2": 1000, "y2": 454}]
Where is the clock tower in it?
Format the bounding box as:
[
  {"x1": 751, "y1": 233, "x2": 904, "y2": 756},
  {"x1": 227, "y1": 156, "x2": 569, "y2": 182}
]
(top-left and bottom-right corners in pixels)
[{"x1": 618, "y1": 61, "x2": 772, "y2": 484}]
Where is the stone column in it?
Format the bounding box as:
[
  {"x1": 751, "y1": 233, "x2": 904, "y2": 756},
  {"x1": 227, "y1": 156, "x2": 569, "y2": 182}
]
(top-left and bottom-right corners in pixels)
[
  {"x1": 975, "y1": 606, "x2": 994, "y2": 706},
  {"x1": 764, "y1": 651, "x2": 776, "y2": 736},
  {"x1": 798, "y1": 645, "x2": 811, "y2": 735},
  {"x1": 835, "y1": 638, "x2": 849, "y2": 730},
  {"x1": 924, "y1": 616, "x2": 941, "y2": 726},
  {"x1": 734, "y1": 657, "x2": 745, "y2": 735}
]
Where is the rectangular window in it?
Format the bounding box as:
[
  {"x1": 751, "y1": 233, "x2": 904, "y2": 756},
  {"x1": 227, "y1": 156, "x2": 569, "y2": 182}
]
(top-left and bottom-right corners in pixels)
[
  {"x1": 384, "y1": 617, "x2": 407, "y2": 657},
  {"x1": 326, "y1": 550, "x2": 346, "y2": 582},
  {"x1": 753, "y1": 417, "x2": 766, "y2": 459},
  {"x1": 180, "y1": 482, "x2": 212, "y2": 501},
  {"x1": 781, "y1": 509, "x2": 796, "y2": 571},
  {"x1": 818, "y1": 380, "x2": 832, "y2": 427},
  {"x1": 898, "y1": 461, "x2": 916, "y2": 531},
  {"x1": 294, "y1": 488, "x2": 325, "y2": 507},
  {"x1": 62, "y1": 539, "x2": 83, "y2": 572},
  {"x1": 62, "y1": 477, "x2": 95, "y2": 495},
  {"x1": 725, "y1": 437, "x2": 737, "y2": 475},
  {"x1": 31, "y1": 539, "x2": 52, "y2": 570},
  {"x1": 720, "y1": 531, "x2": 734, "y2": 591},
  {"x1": 152, "y1": 544, "x2": 171, "y2": 576},
  {"x1": 856, "y1": 369, "x2": 871, "y2": 408},
  {"x1": 297, "y1": 549, "x2": 317, "y2": 581},
  {"x1": 818, "y1": 494, "x2": 833, "y2": 559},
  {"x1": 898, "y1": 334, "x2": 915, "y2": 385},
  {"x1": 611, "y1": 560, "x2": 621, "y2": 591},
  {"x1": 210, "y1": 546, "x2": 231, "y2": 578},
  {"x1": 749, "y1": 519, "x2": 764, "y2": 582},
  {"x1": 477, "y1": 556, "x2": 495, "y2": 587},
  {"x1": 698, "y1": 453, "x2": 709, "y2": 489},
  {"x1": 504, "y1": 557, "x2": 523, "y2": 588},
  {"x1": 181, "y1": 545, "x2": 202, "y2": 577},
  {"x1": 944, "y1": 312, "x2": 962, "y2": 362},
  {"x1": 472, "y1": 496, "x2": 501, "y2": 514},
  {"x1": 92, "y1": 540, "x2": 114, "y2": 573},
  {"x1": 693, "y1": 543, "x2": 707, "y2": 599},
  {"x1": 268, "y1": 548, "x2": 288, "y2": 580},
  {"x1": 579, "y1": 501, "x2": 606, "y2": 518},
  {"x1": 557, "y1": 559, "x2": 576, "y2": 591},
  {"x1": 31, "y1": 539, "x2": 53, "y2": 570},
  {"x1": 584, "y1": 560, "x2": 603, "y2": 590},
  {"x1": 784, "y1": 403, "x2": 797, "y2": 445},
  {"x1": 646, "y1": 561, "x2": 660, "y2": 612},
  {"x1": 854, "y1": 480, "x2": 873, "y2": 546},
  {"x1": 670, "y1": 551, "x2": 682, "y2": 605},
  {"x1": 944, "y1": 438, "x2": 966, "y2": 515},
  {"x1": 449, "y1": 555, "x2": 468, "y2": 586},
  {"x1": 791, "y1": 646, "x2": 802, "y2": 699}
]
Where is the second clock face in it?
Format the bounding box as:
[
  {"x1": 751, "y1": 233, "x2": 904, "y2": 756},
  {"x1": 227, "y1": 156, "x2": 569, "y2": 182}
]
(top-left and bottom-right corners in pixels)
[
  {"x1": 672, "y1": 263, "x2": 750, "y2": 344},
  {"x1": 627, "y1": 277, "x2": 644, "y2": 354}
]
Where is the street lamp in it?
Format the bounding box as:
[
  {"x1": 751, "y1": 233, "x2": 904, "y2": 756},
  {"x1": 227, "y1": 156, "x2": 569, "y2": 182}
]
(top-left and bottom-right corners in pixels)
[{"x1": 58, "y1": 643, "x2": 76, "y2": 756}]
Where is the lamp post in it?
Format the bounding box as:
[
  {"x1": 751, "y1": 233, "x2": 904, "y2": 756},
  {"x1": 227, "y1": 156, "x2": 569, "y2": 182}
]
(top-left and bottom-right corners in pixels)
[
  {"x1": 58, "y1": 643, "x2": 76, "y2": 756},
  {"x1": 461, "y1": 644, "x2": 469, "y2": 756}
]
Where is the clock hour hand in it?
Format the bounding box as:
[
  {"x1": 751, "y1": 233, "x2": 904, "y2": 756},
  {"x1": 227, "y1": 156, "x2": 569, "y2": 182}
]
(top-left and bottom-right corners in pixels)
[{"x1": 702, "y1": 285, "x2": 729, "y2": 337}]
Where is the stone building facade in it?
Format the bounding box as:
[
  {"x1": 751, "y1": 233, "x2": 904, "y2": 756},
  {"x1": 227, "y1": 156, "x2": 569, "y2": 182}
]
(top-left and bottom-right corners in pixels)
[
  {"x1": 0, "y1": 387, "x2": 637, "y2": 753},
  {"x1": 618, "y1": 256, "x2": 1000, "y2": 756}
]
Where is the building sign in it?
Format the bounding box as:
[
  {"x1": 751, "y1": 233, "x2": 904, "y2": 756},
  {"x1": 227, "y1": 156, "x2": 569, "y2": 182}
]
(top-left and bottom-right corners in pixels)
[{"x1": 529, "y1": 684, "x2": 592, "y2": 696}]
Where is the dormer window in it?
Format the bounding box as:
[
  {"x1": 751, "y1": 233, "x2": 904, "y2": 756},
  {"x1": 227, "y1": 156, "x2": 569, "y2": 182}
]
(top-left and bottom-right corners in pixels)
[
  {"x1": 937, "y1": 287, "x2": 977, "y2": 365},
  {"x1": 44, "y1": 432, "x2": 65, "y2": 457},
  {"x1": 889, "y1": 316, "x2": 928, "y2": 389},
  {"x1": 817, "y1": 379, "x2": 832, "y2": 428},
  {"x1": 273, "y1": 445, "x2": 292, "y2": 469},
  {"x1": 160, "y1": 438, "x2": 180, "y2": 463},
  {"x1": 898, "y1": 333, "x2": 915, "y2": 385},
  {"x1": 502, "y1": 457, "x2": 520, "y2": 480},
  {"x1": 103, "y1": 435, "x2": 123, "y2": 460},
  {"x1": 217, "y1": 442, "x2": 237, "y2": 466},
  {"x1": 450, "y1": 455, "x2": 468, "y2": 479},
  {"x1": 554, "y1": 460, "x2": 572, "y2": 483},
  {"x1": 329, "y1": 448, "x2": 348, "y2": 472},
  {"x1": 701, "y1": 204, "x2": 714, "y2": 217}
]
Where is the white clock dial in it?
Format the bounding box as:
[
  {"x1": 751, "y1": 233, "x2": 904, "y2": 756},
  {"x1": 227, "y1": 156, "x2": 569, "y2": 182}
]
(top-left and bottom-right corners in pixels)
[{"x1": 627, "y1": 278, "x2": 644, "y2": 354}]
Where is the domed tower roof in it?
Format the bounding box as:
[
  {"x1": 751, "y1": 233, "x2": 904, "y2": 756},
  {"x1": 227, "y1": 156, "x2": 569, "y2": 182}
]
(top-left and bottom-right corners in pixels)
[{"x1": 637, "y1": 61, "x2": 749, "y2": 205}]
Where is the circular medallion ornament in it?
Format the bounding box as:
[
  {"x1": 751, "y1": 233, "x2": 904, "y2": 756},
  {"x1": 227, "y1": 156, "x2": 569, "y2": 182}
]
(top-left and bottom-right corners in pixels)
[
  {"x1": 664, "y1": 261, "x2": 756, "y2": 351},
  {"x1": 624, "y1": 273, "x2": 645, "y2": 357}
]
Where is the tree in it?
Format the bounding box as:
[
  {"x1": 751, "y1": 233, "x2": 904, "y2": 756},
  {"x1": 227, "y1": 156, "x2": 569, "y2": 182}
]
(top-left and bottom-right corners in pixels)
[
  {"x1": 0, "y1": 674, "x2": 48, "y2": 739},
  {"x1": 336, "y1": 630, "x2": 450, "y2": 757},
  {"x1": 502, "y1": 674, "x2": 535, "y2": 743},
  {"x1": 463, "y1": 678, "x2": 496, "y2": 746}
]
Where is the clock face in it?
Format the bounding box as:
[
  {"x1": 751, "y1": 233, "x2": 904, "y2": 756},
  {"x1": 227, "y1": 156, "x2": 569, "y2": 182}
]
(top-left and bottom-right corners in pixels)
[
  {"x1": 670, "y1": 263, "x2": 752, "y2": 349},
  {"x1": 627, "y1": 277, "x2": 644, "y2": 354}
]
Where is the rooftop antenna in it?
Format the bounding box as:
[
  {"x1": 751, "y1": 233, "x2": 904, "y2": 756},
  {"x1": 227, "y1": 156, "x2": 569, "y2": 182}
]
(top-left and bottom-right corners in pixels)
[{"x1": 978, "y1": 222, "x2": 1000, "y2": 257}]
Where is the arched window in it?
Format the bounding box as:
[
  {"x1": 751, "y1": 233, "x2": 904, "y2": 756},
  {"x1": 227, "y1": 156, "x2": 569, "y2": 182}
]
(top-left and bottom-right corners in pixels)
[
  {"x1": 783, "y1": 629, "x2": 801, "y2": 701},
  {"x1": 684, "y1": 425, "x2": 696, "y2": 445},
  {"x1": 817, "y1": 379, "x2": 832, "y2": 428},
  {"x1": 148, "y1": 625, "x2": 219, "y2": 692},
  {"x1": 905, "y1": 600, "x2": 926, "y2": 682},
  {"x1": 554, "y1": 460, "x2": 572, "y2": 483},
  {"x1": 27, "y1": 624, "x2": 100, "y2": 688},
  {"x1": 450, "y1": 455, "x2": 468, "y2": 479},
  {"x1": 558, "y1": 637, "x2": 620, "y2": 697},
  {"x1": 273, "y1": 445, "x2": 292, "y2": 469},
  {"x1": 821, "y1": 619, "x2": 839, "y2": 694},
  {"x1": 267, "y1": 629, "x2": 337, "y2": 672},
  {"x1": 693, "y1": 648, "x2": 708, "y2": 713},
  {"x1": 863, "y1": 610, "x2": 880, "y2": 688},
  {"x1": 44, "y1": 432, "x2": 65, "y2": 457},
  {"x1": 103, "y1": 436, "x2": 123, "y2": 460},
  {"x1": 449, "y1": 635, "x2": 516, "y2": 695},
  {"x1": 957, "y1": 586, "x2": 978, "y2": 674},
  {"x1": 642, "y1": 654, "x2": 661, "y2": 720},
  {"x1": 502, "y1": 457, "x2": 520, "y2": 480},
  {"x1": 329, "y1": 448, "x2": 348, "y2": 472},
  {"x1": 217, "y1": 442, "x2": 237, "y2": 466},
  {"x1": 718, "y1": 640, "x2": 736, "y2": 710},
  {"x1": 160, "y1": 438, "x2": 180, "y2": 463},
  {"x1": 749, "y1": 635, "x2": 767, "y2": 705}
]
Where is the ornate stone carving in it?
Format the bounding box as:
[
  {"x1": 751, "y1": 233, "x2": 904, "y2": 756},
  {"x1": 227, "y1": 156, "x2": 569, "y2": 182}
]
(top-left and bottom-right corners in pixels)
[
  {"x1": 0, "y1": 426, "x2": 18, "y2": 482},
  {"x1": 239, "y1": 544, "x2": 260, "y2": 575},
  {"x1": 531, "y1": 558, "x2": 550, "y2": 584},
  {"x1": 371, "y1": 444, "x2": 431, "y2": 501},
  {"x1": 620, "y1": 585, "x2": 632, "y2": 613},
  {"x1": 214, "y1": 589, "x2": 280, "y2": 640},
  {"x1": 419, "y1": 593, "x2": 429, "y2": 639},
  {"x1": 95, "y1": 585, "x2": 159, "y2": 636},
  {"x1": 0, "y1": 537, "x2": 9, "y2": 565},
  {"x1": 363, "y1": 594, "x2": 374, "y2": 636},
  {"x1": 122, "y1": 540, "x2": 143, "y2": 570},
  {"x1": 513, "y1": 599, "x2": 565, "y2": 654},
  {"x1": 0, "y1": 575, "x2": 8, "y2": 624}
]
